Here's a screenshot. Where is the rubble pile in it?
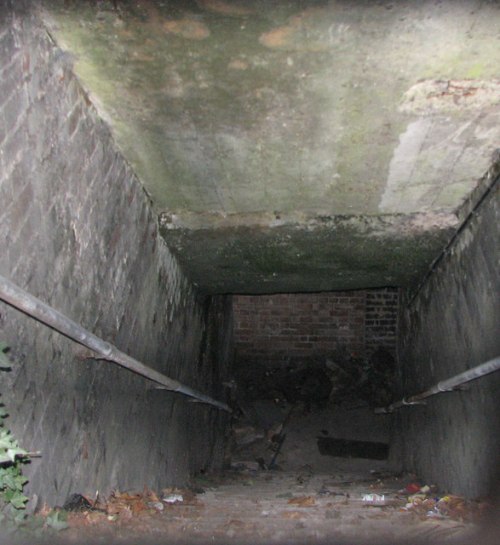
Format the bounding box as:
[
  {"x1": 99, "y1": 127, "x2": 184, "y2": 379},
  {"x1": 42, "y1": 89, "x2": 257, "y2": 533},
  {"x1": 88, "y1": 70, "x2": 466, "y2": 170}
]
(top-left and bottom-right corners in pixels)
[
  {"x1": 234, "y1": 347, "x2": 396, "y2": 410},
  {"x1": 227, "y1": 346, "x2": 396, "y2": 470}
]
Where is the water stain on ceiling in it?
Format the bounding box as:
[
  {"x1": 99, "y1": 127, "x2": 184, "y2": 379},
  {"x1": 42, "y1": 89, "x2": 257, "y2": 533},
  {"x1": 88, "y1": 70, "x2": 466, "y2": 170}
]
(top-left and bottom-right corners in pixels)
[{"x1": 42, "y1": 0, "x2": 500, "y2": 292}]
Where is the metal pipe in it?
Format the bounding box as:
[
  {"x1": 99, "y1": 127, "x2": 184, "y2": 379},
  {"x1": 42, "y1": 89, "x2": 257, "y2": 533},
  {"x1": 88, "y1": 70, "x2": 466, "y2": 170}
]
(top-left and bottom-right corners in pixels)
[
  {"x1": 375, "y1": 356, "x2": 500, "y2": 414},
  {"x1": 0, "y1": 274, "x2": 231, "y2": 412}
]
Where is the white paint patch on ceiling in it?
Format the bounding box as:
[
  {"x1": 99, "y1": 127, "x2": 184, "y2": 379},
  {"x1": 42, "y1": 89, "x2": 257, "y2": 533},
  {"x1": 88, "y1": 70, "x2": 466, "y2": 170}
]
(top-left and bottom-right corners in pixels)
[{"x1": 380, "y1": 79, "x2": 500, "y2": 214}]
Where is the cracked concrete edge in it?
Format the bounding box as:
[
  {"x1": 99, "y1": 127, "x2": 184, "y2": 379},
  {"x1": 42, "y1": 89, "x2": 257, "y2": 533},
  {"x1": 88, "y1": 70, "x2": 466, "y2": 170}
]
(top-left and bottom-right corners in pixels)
[
  {"x1": 158, "y1": 211, "x2": 459, "y2": 294},
  {"x1": 159, "y1": 210, "x2": 460, "y2": 235},
  {"x1": 400, "y1": 79, "x2": 500, "y2": 115},
  {"x1": 455, "y1": 149, "x2": 500, "y2": 222}
]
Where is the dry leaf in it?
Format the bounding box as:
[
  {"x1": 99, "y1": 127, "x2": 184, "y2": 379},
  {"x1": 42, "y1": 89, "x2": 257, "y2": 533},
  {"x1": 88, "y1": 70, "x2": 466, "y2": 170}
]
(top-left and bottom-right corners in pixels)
[
  {"x1": 282, "y1": 510, "x2": 304, "y2": 519},
  {"x1": 287, "y1": 496, "x2": 316, "y2": 507}
]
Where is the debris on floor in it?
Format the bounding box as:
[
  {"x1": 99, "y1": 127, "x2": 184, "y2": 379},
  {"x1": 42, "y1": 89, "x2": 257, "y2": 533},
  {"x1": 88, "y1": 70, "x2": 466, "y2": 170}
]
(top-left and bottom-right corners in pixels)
[
  {"x1": 233, "y1": 424, "x2": 265, "y2": 448},
  {"x1": 287, "y1": 495, "x2": 316, "y2": 507},
  {"x1": 31, "y1": 401, "x2": 490, "y2": 544},
  {"x1": 234, "y1": 347, "x2": 396, "y2": 409},
  {"x1": 62, "y1": 493, "x2": 97, "y2": 512},
  {"x1": 21, "y1": 354, "x2": 493, "y2": 543},
  {"x1": 38, "y1": 471, "x2": 490, "y2": 544},
  {"x1": 401, "y1": 485, "x2": 492, "y2": 522},
  {"x1": 226, "y1": 348, "x2": 399, "y2": 475},
  {"x1": 362, "y1": 493, "x2": 387, "y2": 506}
]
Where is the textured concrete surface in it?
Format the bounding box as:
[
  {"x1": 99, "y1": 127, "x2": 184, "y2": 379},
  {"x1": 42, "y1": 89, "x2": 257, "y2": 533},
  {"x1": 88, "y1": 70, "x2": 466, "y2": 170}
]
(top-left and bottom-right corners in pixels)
[
  {"x1": 0, "y1": 3, "x2": 232, "y2": 506},
  {"x1": 397, "y1": 162, "x2": 500, "y2": 498},
  {"x1": 40, "y1": 0, "x2": 500, "y2": 292}
]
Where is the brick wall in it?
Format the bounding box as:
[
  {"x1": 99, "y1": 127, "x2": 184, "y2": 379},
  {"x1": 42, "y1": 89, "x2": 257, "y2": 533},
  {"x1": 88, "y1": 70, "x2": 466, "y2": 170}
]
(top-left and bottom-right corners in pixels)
[
  {"x1": 233, "y1": 288, "x2": 398, "y2": 367},
  {"x1": 0, "y1": 3, "x2": 231, "y2": 507},
  {"x1": 365, "y1": 289, "x2": 399, "y2": 356}
]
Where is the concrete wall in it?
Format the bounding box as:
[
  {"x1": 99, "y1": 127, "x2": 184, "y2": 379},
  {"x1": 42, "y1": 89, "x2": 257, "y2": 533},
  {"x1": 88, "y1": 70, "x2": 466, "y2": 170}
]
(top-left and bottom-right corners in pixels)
[
  {"x1": 234, "y1": 289, "x2": 398, "y2": 367},
  {"x1": 0, "y1": 3, "x2": 232, "y2": 507},
  {"x1": 398, "y1": 169, "x2": 500, "y2": 498}
]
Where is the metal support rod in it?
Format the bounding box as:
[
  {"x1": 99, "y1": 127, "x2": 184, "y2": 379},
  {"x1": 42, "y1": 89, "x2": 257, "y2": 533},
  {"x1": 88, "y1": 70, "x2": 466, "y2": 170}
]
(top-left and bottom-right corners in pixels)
[
  {"x1": 375, "y1": 356, "x2": 500, "y2": 414},
  {"x1": 0, "y1": 274, "x2": 231, "y2": 412}
]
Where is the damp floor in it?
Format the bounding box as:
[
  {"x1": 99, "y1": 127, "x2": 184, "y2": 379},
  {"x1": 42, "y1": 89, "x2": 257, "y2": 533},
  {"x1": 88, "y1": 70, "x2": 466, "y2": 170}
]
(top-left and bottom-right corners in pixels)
[
  {"x1": 50, "y1": 469, "x2": 481, "y2": 545},
  {"x1": 44, "y1": 405, "x2": 490, "y2": 545}
]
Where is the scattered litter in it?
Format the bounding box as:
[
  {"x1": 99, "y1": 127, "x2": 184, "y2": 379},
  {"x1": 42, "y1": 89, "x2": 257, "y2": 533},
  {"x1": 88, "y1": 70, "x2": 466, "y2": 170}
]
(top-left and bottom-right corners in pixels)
[
  {"x1": 407, "y1": 493, "x2": 427, "y2": 504},
  {"x1": 404, "y1": 482, "x2": 422, "y2": 494},
  {"x1": 36, "y1": 473, "x2": 483, "y2": 542},
  {"x1": 42, "y1": 485, "x2": 207, "y2": 534},
  {"x1": 402, "y1": 486, "x2": 492, "y2": 522},
  {"x1": 362, "y1": 493, "x2": 386, "y2": 506},
  {"x1": 162, "y1": 494, "x2": 184, "y2": 504},
  {"x1": 161, "y1": 487, "x2": 200, "y2": 505},
  {"x1": 147, "y1": 501, "x2": 164, "y2": 511},
  {"x1": 106, "y1": 491, "x2": 154, "y2": 515}
]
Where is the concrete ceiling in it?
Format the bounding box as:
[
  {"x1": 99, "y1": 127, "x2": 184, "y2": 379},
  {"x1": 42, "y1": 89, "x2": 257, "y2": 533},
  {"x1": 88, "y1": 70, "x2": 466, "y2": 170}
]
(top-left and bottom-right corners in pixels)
[{"x1": 42, "y1": 0, "x2": 500, "y2": 293}]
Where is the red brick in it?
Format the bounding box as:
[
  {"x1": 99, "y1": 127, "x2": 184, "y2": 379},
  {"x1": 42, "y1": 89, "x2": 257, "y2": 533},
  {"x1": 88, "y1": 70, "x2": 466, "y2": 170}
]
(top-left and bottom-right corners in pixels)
[{"x1": 233, "y1": 289, "x2": 398, "y2": 365}]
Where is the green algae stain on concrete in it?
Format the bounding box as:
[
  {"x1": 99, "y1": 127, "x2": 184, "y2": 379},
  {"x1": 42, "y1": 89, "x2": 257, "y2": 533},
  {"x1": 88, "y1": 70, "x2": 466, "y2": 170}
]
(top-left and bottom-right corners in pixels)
[
  {"x1": 42, "y1": 0, "x2": 500, "y2": 217},
  {"x1": 159, "y1": 212, "x2": 459, "y2": 293},
  {"x1": 39, "y1": 1, "x2": 384, "y2": 213},
  {"x1": 41, "y1": 0, "x2": 500, "y2": 291}
]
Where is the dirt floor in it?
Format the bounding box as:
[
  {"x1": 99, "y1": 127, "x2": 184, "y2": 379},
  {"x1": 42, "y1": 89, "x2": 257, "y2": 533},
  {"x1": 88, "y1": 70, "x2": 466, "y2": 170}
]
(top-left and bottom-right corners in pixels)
[
  {"x1": 52, "y1": 470, "x2": 482, "y2": 545},
  {"x1": 12, "y1": 402, "x2": 493, "y2": 545}
]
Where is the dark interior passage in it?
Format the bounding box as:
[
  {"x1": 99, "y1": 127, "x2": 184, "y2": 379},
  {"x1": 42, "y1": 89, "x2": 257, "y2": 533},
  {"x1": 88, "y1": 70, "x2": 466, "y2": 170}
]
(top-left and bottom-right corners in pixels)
[{"x1": 0, "y1": 1, "x2": 499, "y2": 544}]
